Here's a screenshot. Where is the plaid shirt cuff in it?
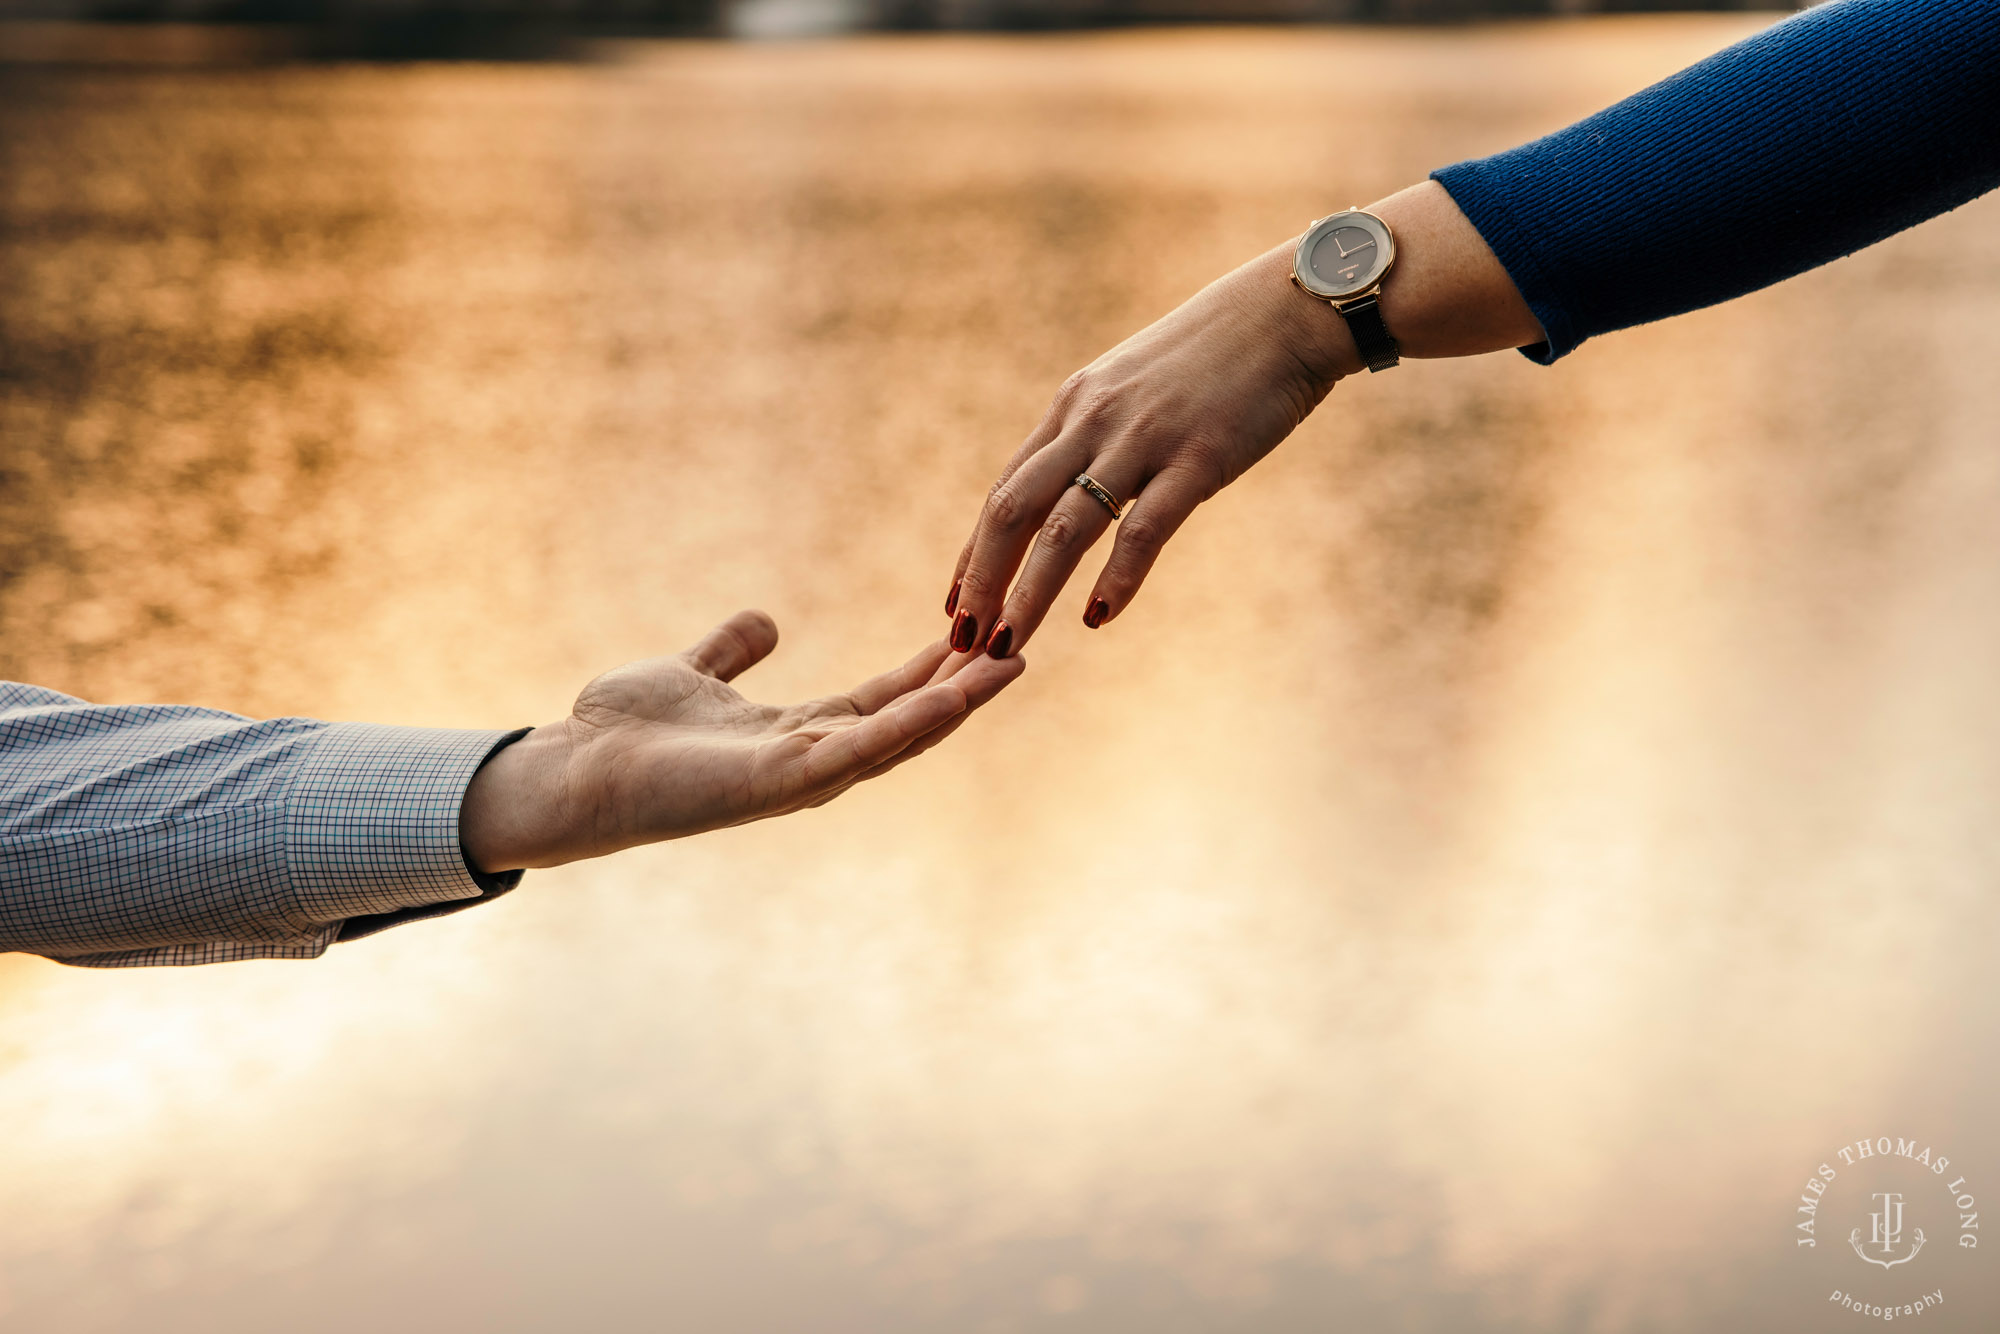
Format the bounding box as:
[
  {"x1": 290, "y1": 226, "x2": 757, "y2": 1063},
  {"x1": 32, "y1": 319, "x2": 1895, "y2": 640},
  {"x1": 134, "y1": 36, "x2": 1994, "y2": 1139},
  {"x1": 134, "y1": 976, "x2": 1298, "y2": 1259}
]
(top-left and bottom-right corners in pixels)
[{"x1": 288, "y1": 722, "x2": 524, "y2": 924}]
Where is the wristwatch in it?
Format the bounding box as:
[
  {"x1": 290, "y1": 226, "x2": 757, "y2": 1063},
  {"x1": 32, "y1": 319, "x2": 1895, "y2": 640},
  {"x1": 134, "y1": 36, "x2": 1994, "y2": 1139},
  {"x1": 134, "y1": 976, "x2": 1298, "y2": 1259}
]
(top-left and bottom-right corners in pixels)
[{"x1": 1290, "y1": 208, "x2": 1400, "y2": 372}]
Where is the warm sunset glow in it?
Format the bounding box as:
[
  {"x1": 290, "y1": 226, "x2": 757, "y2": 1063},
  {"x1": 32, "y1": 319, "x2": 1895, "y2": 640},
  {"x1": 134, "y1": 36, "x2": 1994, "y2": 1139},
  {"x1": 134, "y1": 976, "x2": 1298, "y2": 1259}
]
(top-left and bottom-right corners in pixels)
[{"x1": 2, "y1": 19, "x2": 1996, "y2": 1332}]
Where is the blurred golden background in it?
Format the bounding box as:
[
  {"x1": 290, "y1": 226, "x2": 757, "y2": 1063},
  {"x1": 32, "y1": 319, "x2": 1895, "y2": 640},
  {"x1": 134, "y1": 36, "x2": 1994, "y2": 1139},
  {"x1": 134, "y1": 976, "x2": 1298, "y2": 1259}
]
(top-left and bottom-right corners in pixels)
[{"x1": 2, "y1": 14, "x2": 1998, "y2": 1332}]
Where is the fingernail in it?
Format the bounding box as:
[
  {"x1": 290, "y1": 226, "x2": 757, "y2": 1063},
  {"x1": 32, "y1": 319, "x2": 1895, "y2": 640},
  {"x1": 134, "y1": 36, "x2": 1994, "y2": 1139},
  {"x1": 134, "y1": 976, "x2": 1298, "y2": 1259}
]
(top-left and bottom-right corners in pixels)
[
  {"x1": 945, "y1": 579, "x2": 961, "y2": 618},
  {"x1": 1084, "y1": 597, "x2": 1110, "y2": 630},
  {"x1": 951, "y1": 609, "x2": 978, "y2": 653},
  {"x1": 986, "y1": 620, "x2": 1013, "y2": 659}
]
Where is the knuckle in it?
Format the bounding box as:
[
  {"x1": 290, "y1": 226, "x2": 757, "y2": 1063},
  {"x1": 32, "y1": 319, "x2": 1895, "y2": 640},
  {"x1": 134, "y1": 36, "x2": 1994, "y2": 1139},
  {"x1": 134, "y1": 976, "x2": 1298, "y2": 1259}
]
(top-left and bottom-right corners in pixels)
[
  {"x1": 957, "y1": 566, "x2": 1000, "y2": 601},
  {"x1": 1053, "y1": 370, "x2": 1092, "y2": 410},
  {"x1": 1122, "y1": 404, "x2": 1171, "y2": 445},
  {"x1": 984, "y1": 479, "x2": 1032, "y2": 533},
  {"x1": 1036, "y1": 507, "x2": 1086, "y2": 553},
  {"x1": 1176, "y1": 442, "x2": 1230, "y2": 498},
  {"x1": 1072, "y1": 386, "x2": 1119, "y2": 431},
  {"x1": 1118, "y1": 513, "x2": 1168, "y2": 555}
]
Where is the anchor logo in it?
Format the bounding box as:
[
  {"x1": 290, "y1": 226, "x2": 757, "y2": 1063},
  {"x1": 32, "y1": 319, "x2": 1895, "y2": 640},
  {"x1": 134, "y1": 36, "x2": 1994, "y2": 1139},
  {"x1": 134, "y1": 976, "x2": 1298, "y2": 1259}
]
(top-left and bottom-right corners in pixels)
[{"x1": 1849, "y1": 1192, "x2": 1926, "y2": 1269}]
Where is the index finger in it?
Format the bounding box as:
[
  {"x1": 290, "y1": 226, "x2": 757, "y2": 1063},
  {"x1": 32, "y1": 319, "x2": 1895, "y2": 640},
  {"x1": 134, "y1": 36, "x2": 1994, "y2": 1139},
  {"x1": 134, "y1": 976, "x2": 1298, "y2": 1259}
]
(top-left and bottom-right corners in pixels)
[
  {"x1": 946, "y1": 393, "x2": 1075, "y2": 613},
  {"x1": 949, "y1": 435, "x2": 1089, "y2": 656},
  {"x1": 808, "y1": 653, "x2": 1028, "y2": 804},
  {"x1": 802, "y1": 653, "x2": 1023, "y2": 792},
  {"x1": 843, "y1": 638, "x2": 955, "y2": 714}
]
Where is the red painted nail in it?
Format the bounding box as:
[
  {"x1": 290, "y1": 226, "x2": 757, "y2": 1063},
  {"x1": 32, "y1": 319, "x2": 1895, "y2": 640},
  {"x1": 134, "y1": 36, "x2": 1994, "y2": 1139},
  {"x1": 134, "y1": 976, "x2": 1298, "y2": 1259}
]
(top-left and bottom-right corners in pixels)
[
  {"x1": 986, "y1": 620, "x2": 1013, "y2": 659},
  {"x1": 1084, "y1": 598, "x2": 1109, "y2": 629},
  {"x1": 951, "y1": 610, "x2": 979, "y2": 653},
  {"x1": 945, "y1": 579, "x2": 961, "y2": 618}
]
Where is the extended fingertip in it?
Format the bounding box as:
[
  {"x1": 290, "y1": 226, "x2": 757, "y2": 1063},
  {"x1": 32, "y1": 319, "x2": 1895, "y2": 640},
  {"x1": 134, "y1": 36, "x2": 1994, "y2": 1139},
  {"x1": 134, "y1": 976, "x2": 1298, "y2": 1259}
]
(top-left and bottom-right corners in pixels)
[
  {"x1": 985, "y1": 619, "x2": 1013, "y2": 659},
  {"x1": 914, "y1": 681, "x2": 971, "y2": 724},
  {"x1": 1084, "y1": 597, "x2": 1110, "y2": 629},
  {"x1": 950, "y1": 609, "x2": 979, "y2": 654},
  {"x1": 964, "y1": 649, "x2": 1026, "y2": 696}
]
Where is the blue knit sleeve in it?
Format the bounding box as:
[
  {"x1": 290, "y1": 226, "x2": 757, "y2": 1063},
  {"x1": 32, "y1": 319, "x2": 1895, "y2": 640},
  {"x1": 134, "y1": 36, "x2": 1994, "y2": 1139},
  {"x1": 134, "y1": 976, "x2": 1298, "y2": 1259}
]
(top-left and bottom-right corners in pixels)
[{"x1": 1431, "y1": 0, "x2": 2000, "y2": 364}]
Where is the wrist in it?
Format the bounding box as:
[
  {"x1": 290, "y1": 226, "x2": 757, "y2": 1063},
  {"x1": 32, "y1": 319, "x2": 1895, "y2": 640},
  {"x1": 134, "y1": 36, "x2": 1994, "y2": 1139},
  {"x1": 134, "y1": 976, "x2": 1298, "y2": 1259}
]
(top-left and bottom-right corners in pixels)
[
  {"x1": 1253, "y1": 241, "x2": 1367, "y2": 388},
  {"x1": 458, "y1": 722, "x2": 581, "y2": 873},
  {"x1": 1264, "y1": 181, "x2": 1541, "y2": 381}
]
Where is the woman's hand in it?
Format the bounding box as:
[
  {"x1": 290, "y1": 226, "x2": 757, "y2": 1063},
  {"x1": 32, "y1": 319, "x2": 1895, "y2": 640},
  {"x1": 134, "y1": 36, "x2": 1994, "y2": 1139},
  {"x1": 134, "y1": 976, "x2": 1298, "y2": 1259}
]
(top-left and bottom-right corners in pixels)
[
  {"x1": 459, "y1": 610, "x2": 1024, "y2": 871},
  {"x1": 944, "y1": 240, "x2": 1351, "y2": 657},
  {"x1": 943, "y1": 181, "x2": 1539, "y2": 657}
]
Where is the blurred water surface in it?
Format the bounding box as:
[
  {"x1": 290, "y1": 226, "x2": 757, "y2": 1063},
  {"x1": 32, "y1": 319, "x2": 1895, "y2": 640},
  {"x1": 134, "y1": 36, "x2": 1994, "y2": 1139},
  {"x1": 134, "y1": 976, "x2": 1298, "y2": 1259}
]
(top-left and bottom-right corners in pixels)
[{"x1": 3, "y1": 19, "x2": 1999, "y2": 1332}]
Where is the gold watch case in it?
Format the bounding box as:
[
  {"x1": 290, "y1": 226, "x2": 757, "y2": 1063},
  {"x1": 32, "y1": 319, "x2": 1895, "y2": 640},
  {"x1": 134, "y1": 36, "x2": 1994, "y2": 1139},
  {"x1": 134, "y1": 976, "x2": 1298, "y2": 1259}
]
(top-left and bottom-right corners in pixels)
[{"x1": 1291, "y1": 208, "x2": 1397, "y2": 308}]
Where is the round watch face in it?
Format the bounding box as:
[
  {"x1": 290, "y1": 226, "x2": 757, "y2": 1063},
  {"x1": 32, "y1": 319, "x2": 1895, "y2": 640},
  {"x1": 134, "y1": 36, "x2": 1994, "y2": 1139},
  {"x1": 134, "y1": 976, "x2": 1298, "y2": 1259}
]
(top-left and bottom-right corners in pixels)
[{"x1": 1294, "y1": 210, "x2": 1395, "y2": 300}]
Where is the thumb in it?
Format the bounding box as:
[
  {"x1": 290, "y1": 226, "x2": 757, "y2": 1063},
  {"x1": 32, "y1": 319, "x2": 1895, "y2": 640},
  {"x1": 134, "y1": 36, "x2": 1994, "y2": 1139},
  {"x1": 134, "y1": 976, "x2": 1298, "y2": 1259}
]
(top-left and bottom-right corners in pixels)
[{"x1": 679, "y1": 609, "x2": 780, "y2": 682}]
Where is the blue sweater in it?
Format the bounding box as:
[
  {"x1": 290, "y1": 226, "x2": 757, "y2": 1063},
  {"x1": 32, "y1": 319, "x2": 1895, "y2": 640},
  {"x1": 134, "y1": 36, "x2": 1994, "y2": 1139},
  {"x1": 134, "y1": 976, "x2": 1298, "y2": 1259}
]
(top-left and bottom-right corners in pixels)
[{"x1": 1432, "y1": 0, "x2": 2000, "y2": 364}]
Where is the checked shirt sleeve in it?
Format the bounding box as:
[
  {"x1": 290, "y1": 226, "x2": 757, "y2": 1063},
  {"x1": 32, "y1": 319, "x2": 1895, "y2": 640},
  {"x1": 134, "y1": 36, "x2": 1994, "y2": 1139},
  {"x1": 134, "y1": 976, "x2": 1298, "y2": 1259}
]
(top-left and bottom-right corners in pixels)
[{"x1": 0, "y1": 682, "x2": 526, "y2": 968}]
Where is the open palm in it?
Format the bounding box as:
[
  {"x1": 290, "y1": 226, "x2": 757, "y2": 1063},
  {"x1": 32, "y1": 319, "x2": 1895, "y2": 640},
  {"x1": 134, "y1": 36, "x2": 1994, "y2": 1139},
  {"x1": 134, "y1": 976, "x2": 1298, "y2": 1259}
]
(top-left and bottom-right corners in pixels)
[{"x1": 461, "y1": 611, "x2": 1023, "y2": 871}]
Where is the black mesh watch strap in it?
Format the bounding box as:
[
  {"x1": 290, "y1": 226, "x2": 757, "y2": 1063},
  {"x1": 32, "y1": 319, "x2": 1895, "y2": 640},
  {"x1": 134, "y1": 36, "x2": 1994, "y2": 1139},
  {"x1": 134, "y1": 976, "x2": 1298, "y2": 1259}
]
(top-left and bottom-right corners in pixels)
[{"x1": 1337, "y1": 294, "x2": 1400, "y2": 373}]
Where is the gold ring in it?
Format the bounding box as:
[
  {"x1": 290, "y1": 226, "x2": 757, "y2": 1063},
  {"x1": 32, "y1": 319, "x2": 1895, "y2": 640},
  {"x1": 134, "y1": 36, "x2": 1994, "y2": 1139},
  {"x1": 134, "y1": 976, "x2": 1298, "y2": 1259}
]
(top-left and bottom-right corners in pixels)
[{"x1": 1074, "y1": 472, "x2": 1125, "y2": 520}]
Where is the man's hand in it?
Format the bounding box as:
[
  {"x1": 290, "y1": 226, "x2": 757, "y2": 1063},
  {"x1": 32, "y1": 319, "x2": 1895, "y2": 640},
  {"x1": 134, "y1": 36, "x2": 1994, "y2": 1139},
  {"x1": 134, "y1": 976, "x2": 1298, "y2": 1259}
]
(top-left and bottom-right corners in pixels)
[{"x1": 459, "y1": 610, "x2": 1024, "y2": 871}]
